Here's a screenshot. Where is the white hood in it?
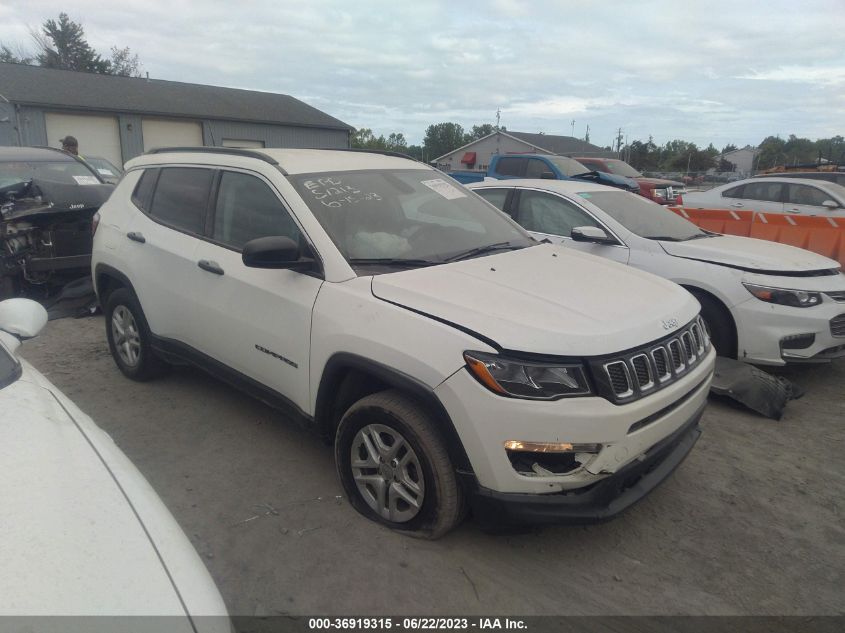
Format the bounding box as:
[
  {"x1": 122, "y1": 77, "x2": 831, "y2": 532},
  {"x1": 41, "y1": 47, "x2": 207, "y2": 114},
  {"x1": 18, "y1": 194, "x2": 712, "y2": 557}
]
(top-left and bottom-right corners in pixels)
[
  {"x1": 659, "y1": 235, "x2": 840, "y2": 272},
  {"x1": 371, "y1": 244, "x2": 699, "y2": 356}
]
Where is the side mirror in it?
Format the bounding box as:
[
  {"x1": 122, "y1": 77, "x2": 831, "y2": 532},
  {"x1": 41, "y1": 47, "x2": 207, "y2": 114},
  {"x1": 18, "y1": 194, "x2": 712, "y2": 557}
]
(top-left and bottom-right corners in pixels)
[
  {"x1": 540, "y1": 171, "x2": 556, "y2": 180},
  {"x1": 0, "y1": 298, "x2": 48, "y2": 339},
  {"x1": 242, "y1": 236, "x2": 317, "y2": 271},
  {"x1": 571, "y1": 226, "x2": 616, "y2": 244},
  {"x1": 822, "y1": 200, "x2": 839, "y2": 209}
]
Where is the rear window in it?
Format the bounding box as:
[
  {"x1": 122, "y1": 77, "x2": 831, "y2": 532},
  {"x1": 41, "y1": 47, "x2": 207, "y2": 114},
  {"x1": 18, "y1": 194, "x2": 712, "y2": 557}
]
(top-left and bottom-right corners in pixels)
[
  {"x1": 0, "y1": 160, "x2": 101, "y2": 188},
  {"x1": 740, "y1": 182, "x2": 782, "y2": 203},
  {"x1": 148, "y1": 167, "x2": 213, "y2": 235}
]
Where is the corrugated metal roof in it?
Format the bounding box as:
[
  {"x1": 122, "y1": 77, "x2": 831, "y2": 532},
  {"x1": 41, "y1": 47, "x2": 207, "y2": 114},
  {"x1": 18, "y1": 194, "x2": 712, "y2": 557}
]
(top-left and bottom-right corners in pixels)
[{"x1": 0, "y1": 62, "x2": 352, "y2": 131}]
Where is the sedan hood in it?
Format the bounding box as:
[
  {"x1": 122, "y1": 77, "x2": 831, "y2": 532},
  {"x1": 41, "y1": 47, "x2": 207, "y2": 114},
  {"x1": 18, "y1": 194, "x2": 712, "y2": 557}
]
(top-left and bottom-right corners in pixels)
[
  {"x1": 659, "y1": 235, "x2": 840, "y2": 273},
  {"x1": 371, "y1": 244, "x2": 698, "y2": 356}
]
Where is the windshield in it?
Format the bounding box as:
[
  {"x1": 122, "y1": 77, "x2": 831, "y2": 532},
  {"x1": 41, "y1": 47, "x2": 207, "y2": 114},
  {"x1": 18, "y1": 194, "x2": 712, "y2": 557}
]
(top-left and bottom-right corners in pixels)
[
  {"x1": 0, "y1": 341, "x2": 21, "y2": 390},
  {"x1": 290, "y1": 169, "x2": 534, "y2": 268},
  {"x1": 602, "y1": 160, "x2": 643, "y2": 179},
  {"x1": 0, "y1": 160, "x2": 101, "y2": 191},
  {"x1": 578, "y1": 190, "x2": 709, "y2": 241},
  {"x1": 546, "y1": 156, "x2": 591, "y2": 177},
  {"x1": 84, "y1": 157, "x2": 123, "y2": 179}
]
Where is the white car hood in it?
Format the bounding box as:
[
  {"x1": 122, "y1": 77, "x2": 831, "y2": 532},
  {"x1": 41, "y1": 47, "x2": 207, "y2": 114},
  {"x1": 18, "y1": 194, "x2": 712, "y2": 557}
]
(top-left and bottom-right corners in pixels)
[
  {"x1": 0, "y1": 360, "x2": 226, "y2": 622},
  {"x1": 371, "y1": 244, "x2": 698, "y2": 356},
  {"x1": 659, "y1": 235, "x2": 840, "y2": 272}
]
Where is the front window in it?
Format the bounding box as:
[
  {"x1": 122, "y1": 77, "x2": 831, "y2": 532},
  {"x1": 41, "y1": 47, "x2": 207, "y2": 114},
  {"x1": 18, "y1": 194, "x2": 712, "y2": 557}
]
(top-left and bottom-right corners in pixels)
[
  {"x1": 0, "y1": 343, "x2": 21, "y2": 390},
  {"x1": 290, "y1": 169, "x2": 533, "y2": 269},
  {"x1": 578, "y1": 190, "x2": 709, "y2": 241}
]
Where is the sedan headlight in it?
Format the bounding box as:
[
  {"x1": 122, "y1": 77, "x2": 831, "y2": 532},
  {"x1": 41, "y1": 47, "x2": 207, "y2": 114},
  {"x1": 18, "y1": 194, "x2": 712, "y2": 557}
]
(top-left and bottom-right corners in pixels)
[
  {"x1": 464, "y1": 351, "x2": 592, "y2": 399},
  {"x1": 743, "y1": 283, "x2": 822, "y2": 308}
]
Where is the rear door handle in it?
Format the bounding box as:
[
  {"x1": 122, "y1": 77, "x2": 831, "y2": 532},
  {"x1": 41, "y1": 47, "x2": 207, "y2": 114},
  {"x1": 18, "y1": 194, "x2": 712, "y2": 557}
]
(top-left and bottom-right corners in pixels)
[
  {"x1": 197, "y1": 259, "x2": 224, "y2": 275},
  {"x1": 126, "y1": 231, "x2": 145, "y2": 243}
]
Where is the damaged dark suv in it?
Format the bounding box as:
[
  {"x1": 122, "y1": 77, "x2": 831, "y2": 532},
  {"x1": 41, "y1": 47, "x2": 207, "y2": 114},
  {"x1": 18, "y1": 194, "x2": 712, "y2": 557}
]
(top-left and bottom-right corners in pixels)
[{"x1": 0, "y1": 147, "x2": 114, "y2": 298}]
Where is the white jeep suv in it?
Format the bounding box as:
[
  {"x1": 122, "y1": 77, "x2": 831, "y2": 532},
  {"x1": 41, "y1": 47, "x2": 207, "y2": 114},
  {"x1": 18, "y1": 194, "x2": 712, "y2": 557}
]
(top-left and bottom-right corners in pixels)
[{"x1": 92, "y1": 148, "x2": 715, "y2": 538}]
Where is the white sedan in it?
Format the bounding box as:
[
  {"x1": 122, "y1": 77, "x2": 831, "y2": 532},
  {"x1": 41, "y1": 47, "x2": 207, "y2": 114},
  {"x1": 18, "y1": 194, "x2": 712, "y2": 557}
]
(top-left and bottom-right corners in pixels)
[
  {"x1": 682, "y1": 176, "x2": 845, "y2": 216},
  {"x1": 468, "y1": 180, "x2": 845, "y2": 365},
  {"x1": 0, "y1": 298, "x2": 229, "y2": 628}
]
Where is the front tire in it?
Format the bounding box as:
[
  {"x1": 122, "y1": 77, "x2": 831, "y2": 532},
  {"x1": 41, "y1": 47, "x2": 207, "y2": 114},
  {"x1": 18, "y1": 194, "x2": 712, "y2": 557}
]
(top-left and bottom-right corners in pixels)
[
  {"x1": 335, "y1": 390, "x2": 464, "y2": 539},
  {"x1": 105, "y1": 287, "x2": 169, "y2": 381}
]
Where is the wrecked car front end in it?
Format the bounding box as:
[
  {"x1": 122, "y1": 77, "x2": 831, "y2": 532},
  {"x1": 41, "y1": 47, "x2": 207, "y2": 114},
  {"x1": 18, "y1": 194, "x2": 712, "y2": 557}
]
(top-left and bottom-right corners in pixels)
[{"x1": 1, "y1": 164, "x2": 113, "y2": 298}]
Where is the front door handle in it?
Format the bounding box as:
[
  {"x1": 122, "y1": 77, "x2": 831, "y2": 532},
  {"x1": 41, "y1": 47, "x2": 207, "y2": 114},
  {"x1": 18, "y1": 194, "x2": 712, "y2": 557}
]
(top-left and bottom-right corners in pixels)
[
  {"x1": 730, "y1": 203, "x2": 744, "y2": 208},
  {"x1": 126, "y1": 231, "x2": 145, "y2": 243},
  {"x1": 197, "y1": 259, "x2": 224, "y2": 275}
]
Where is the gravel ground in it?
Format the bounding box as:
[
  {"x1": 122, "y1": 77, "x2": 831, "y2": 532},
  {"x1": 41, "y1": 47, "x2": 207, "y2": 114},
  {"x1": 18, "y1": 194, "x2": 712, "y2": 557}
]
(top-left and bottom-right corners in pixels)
[{"x1": 20, "y1": 316, "x2": 845, "y2": 617}]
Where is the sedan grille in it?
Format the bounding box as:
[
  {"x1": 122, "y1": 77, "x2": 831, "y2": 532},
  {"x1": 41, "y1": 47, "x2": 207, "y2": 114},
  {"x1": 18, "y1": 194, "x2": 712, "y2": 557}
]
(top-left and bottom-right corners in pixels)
[
  {"x1": 591, "y1": 316, "x2": 711, "y2": 403},
  {"x1": 831, "y1": 314, "x2": 845, "y2": 337}
]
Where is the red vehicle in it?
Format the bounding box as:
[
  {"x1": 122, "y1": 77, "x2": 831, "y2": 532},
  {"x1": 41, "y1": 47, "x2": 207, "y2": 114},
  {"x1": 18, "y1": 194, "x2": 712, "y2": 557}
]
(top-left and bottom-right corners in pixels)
[{"x1": 574, "y1": 157, "x2": 685, "y2": 205}]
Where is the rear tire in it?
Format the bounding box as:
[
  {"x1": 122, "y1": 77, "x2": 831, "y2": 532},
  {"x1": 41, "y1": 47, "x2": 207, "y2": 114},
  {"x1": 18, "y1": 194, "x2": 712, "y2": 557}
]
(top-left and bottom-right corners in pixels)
[
  {"x1": 689, "y1": 289, "x2": 736, "y2": 358},
  {"x1": 335, "y1": 389, "x2": 465, "y2": 539},
  {"x1": 105, "y1": 287, "x2": 169, "y2": 381}
]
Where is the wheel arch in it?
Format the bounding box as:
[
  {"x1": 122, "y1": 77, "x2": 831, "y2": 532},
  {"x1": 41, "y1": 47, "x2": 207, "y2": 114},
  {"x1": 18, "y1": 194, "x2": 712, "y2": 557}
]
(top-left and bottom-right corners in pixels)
[
  {"x1": 681, "y1": 284, "x2": 738, "y2": 355},
  {"x1": 94, "y1": 263, "x2": 137, "y2": 306},
  {"x1": 314, "y1": 353, "x2": 472, "y2": 472}
]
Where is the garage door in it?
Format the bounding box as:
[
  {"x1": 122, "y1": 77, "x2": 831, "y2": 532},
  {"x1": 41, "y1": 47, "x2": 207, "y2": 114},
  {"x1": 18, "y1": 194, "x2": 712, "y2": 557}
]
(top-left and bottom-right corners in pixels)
[
  {"x1": 142, "y1": 119, "x2": 203, "y2": 151},
  {"x1": 45, "y1": 112, "x2": 122, "y2": 166},
  {"x1": 221, "y1": 139, "x2": 265, "y2": 148}
]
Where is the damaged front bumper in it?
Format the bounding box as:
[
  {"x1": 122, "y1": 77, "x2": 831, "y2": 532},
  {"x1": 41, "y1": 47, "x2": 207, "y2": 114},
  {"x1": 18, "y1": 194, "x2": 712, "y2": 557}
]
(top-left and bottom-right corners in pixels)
[{"x1": 460, "y1": 402, "x2": 704, "y2": 527}]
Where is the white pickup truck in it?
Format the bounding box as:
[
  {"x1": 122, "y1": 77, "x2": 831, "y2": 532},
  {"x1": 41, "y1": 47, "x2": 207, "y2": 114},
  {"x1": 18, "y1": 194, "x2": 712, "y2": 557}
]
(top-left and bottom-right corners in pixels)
[{"x1": 91, "y1": 148, "x2": 715, "y2": 538}]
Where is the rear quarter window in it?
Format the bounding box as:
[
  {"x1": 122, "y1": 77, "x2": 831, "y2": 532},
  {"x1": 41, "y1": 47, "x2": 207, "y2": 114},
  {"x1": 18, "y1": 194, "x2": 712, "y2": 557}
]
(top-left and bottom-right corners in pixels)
[{"x1": 131, "y1": 168, "x2": 159, "y2": 212}]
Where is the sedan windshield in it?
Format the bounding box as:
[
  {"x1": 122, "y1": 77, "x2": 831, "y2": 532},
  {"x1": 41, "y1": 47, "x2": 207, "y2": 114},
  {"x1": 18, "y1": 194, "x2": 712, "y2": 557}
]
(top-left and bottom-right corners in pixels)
[
  {"x1": 579, "y1": 190, "x2": 709, "y2": 241},
  {"x1": 290, "y1": 169, "x2": 534, "y2": 268}
]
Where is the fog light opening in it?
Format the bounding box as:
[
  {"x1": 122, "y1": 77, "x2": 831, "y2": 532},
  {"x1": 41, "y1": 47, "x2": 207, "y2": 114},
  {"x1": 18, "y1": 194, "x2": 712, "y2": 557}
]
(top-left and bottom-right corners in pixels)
[
  {"x1": 504, "y1": 441, "x2": 601, "y2": 476},
  {"x1": 780, "y1": 333, "x2": 815, "y2": 350}
]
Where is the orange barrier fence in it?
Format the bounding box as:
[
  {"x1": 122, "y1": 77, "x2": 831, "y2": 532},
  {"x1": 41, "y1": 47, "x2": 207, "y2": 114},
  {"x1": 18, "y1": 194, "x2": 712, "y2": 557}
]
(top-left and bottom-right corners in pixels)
[{"x1": 669, "y1": 207, "x2": 845, "y2": 268}]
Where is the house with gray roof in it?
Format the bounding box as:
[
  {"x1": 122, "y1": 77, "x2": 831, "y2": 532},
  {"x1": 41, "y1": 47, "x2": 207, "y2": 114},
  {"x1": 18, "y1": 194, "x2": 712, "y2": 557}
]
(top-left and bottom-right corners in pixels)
[
  {"x1": 0, "y1": 62, "x2": 352, "y2": 166},
  {"x1": 433, "y1": 130, "x2": 616, "y2": 173}
]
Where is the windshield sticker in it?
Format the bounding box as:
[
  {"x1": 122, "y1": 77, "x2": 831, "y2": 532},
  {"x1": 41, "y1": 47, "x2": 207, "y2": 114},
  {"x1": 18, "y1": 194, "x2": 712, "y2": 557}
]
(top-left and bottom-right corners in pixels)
[
  {"x1": 72, "y1": 175, "x2": 101, "y2": 185},
  {"x1": 578, "y1": 192, "x2": 592, "y2": 199},
  {"x1": 97, "y1": 168, "x2": 115, "y2": 176},
  {"x1": 303, "y1": 177, "x2": 382, "y2": 208},
  {"x1": 421, "y1": 178, "x2": 465, "y2": 200}
]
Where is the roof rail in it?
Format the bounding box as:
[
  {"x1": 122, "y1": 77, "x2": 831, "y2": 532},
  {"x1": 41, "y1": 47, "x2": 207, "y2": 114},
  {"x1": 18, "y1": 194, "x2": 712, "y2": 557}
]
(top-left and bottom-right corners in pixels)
[
  {"x1": 146, "y1": 146, "x2": 279, "y2": 166},
  {"x1": 329, "y1": 148, "x2": 420, "y2": 163}
]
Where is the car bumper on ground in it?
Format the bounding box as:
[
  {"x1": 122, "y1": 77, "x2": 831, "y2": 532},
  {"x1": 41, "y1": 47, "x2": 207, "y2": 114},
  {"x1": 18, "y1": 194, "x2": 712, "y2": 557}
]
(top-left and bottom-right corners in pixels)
[
  {"x1": 733, "y1": 297, "x2": 845, "y2": 365},
  {"x1": 459, "y1": 402, "x2": 704, "y2": 526}
]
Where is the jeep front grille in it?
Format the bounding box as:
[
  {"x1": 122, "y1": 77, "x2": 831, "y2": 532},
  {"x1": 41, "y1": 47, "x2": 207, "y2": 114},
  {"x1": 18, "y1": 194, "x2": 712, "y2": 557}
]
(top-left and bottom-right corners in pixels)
[{"x1": 591, "y1": 316, "x2": 710, "y2": 403}]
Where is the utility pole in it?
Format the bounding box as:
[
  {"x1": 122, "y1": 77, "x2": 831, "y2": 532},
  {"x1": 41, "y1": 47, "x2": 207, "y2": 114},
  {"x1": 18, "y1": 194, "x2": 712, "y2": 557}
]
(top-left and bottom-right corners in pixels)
[
  {"x1": 571, "y1": 119, "x2": 576, "y2": 137},
  {"x1": 615, "y1": 128, "x2": 624, "y2": 155},
  {"x1": 585, "y1": 124, "x2": 590, "y2": 144},
  {"x1": 495, "y1": 108, "x2": 501, "y2": 156}
]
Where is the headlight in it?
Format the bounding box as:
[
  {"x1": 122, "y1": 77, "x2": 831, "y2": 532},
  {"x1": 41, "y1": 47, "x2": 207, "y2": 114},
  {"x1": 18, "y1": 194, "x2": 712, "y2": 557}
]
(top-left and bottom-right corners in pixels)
[
  {"x1": 743, "y1": 283, "x2": 822, "y2": 308},
  {"x1": 463, "y1": 351, "x2": 592, "y2": 399}
]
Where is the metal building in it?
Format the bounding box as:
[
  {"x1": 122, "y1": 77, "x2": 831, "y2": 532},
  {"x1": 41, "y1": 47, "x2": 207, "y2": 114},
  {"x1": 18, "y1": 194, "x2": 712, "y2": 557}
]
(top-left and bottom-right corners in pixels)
[
  {"x1": 434, "y1": 130, "x2": 616, "y2": 173},
  {"x1": 0, "y1": 62, "x2": 352, "y2": 166}
]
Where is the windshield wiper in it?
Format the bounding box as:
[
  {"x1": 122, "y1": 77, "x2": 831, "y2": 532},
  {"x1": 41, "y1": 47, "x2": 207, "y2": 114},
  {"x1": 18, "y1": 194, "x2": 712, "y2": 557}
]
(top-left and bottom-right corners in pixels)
[
  {"x1": 683, "y1": 233, "x2": 716, "y2": 241},
  {"x1": 646, "y1": 236, "x2": 683, "y2": 242},
  {"x1": 443, "y1": 241, "x2": 522, "y2": 262},
  {"x1": 347, "y1": 257, "x2": 439, "y2": 268}
]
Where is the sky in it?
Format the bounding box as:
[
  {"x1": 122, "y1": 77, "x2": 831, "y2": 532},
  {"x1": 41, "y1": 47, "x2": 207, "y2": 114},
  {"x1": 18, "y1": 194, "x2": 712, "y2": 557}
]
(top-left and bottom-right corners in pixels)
[{"x1": 1, "y1": 0, "x2": 843, "y2": 149}]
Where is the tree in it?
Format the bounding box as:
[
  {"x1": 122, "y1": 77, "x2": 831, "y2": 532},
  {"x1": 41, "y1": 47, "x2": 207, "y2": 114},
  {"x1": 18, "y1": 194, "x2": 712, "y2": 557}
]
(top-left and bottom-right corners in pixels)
[
  {"x1": 0, "y1": 43, "x2": 33, "y2": 64},
  {"x1": 109, "y1": 46, "x2": 141, "y2": 77},
  {"x1": 721, "y1": 143, "x2": 738, "y2": 154},
  {"x1": 423, "y1": 122, "x2": 467, "y2": 161},
  {"x1": 467, "y1": 124, "x2": 495, "y2": 141},
  {"x1": 351, "y1": 128, "x2": 410, "y2": 154},
  {"x1": 36, "y1": 13, "x2": 111, "y2": 73}
]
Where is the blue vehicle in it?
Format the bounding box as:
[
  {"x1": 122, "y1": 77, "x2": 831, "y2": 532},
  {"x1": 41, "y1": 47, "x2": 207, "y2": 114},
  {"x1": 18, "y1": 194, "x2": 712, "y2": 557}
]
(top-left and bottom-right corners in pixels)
[{"x1": 448, "y1": 154, "x2": 640, "y2": 193}]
